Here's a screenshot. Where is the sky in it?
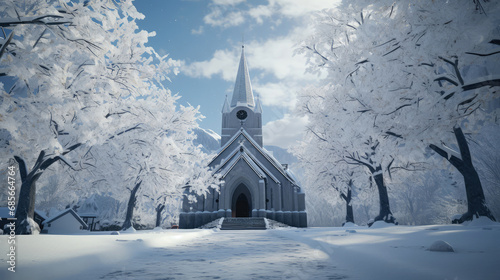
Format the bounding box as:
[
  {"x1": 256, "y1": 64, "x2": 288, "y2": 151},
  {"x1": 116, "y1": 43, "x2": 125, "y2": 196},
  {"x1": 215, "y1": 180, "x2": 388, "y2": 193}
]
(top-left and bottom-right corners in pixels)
[{"x1": 132, "y1": 0, "x2": 339, "y2": 148}]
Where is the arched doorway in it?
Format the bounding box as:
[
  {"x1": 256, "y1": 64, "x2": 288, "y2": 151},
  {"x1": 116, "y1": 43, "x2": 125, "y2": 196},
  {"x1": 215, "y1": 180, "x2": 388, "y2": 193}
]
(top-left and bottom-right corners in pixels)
[
  {"x1": 231, "y1": 183, "x2": 252, "y2": 217},
  {"x1": 235, "y1": 193, "x2": 250, "y2": 217}
]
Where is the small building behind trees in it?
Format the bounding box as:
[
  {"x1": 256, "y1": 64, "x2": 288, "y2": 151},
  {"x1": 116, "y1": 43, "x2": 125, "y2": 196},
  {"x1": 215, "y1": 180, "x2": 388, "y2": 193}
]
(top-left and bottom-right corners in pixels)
[{"x1": 42, "y1": 208, "x2": 88, "y2": 234}]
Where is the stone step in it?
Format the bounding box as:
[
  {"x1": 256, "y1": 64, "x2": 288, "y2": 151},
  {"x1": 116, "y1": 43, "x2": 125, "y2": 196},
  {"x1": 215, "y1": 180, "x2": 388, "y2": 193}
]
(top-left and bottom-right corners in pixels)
[{"x1": 220, "y1": 217, "x2": 267, "y2": 230}]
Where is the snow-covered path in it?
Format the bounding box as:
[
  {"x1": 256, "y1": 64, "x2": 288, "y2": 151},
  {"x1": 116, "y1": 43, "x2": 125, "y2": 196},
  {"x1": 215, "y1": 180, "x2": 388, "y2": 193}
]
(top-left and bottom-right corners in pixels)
[
  {"x1": 2, "y1": 229, "x2": 347, "y2": 280},
  {"x1": 92, "y1": 230, "x2": 346, "y2": 280},
  {"x1": 2, "y1": 222, "x2": 500, "y2": 280}
]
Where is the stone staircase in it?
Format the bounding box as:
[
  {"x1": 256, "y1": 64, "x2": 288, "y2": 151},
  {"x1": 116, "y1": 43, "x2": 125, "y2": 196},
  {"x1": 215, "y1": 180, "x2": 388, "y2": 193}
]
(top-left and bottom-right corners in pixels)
[{"x1": 220, "y1": 217, "x2": 267, "y2": 230}]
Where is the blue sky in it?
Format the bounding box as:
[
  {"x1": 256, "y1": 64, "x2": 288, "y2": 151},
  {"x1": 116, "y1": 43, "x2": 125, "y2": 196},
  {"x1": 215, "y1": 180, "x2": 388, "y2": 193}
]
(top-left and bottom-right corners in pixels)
[{"x1": 133, "y1": 0, "x2": 338, "y2": 148}]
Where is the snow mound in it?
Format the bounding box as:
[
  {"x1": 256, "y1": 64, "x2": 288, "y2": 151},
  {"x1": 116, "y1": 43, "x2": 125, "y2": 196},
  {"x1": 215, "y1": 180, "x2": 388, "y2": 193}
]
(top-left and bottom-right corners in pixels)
[
  {"x1": 343, "y1": 222, "x2": 358, "y2": 227},
  {"x1": 370, "y1": 221, "x2": 396, "y2": 229},
  {"x1": 466, "y1": 216, "x2": 498, "y2": 227},
  {"x1": 121, "y1": 227, "x2": 137, "y2": 233},
  {"x1": 428, "y1": 240, "x2": 455, "y2": 252},
  {"x1": 24, "y1": 217, "x2": 40, "y2": 234},
  {"x1": 199, "y1": 218, "x2": 223, "y2": 229},
  {"x1": 451, "y1": 214, "x2": 462, "y2": 221},
  {"x1": 110, "y1": 231, "x2": 120, "y2": 235},
  {"x1": 153, "y1": 226, "x2": 163, "y2": 231},
  {"x1": 266, "y1": 219, "x2": 290, "y2": 229}
]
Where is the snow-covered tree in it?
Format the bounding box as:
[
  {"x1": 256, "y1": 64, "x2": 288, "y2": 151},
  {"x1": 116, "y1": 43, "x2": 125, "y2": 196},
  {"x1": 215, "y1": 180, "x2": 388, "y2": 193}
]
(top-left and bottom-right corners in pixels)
[
  {"x1": 390, "y1": 167, "x2": 466, "y2": 225},
  {"x1": 84, "y1": 97, "x2": 219, "y2": 230},
  {"x1": 295, "y1": 85, "x2": 404, "y2": 224},
  {"x1": 0, "y1": 0, "x2": 198, "y2": 234},
  {"x1": 295, "y1": 129, "x2": 374, "y2": 225},
  {"x1": 295, "y1": 0, "x2": 499, "y2": 224}
]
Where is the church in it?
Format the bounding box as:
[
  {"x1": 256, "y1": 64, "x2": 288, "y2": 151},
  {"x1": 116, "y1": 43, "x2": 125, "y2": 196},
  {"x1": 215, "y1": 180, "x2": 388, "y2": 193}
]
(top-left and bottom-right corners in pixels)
[{"x1": 179, "y1": 46, "x2": 307, "y2": 228}]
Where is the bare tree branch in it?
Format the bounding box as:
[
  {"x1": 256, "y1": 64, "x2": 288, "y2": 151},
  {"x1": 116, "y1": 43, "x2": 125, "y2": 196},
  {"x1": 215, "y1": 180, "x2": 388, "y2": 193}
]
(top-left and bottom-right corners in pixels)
[
  {"x1": 438, "y1": 56, "x2": 464, "y2": 85},
  {"x1": 462, "y1": 79, "x2": 500, "y2": 91}
]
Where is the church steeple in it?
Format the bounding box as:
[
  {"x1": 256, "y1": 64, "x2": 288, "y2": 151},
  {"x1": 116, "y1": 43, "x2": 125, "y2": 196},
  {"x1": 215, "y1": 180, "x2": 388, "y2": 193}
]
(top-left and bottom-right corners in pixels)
[
  {"x1": 230, "y1": 46, "x2": 255, "y2": 108},
  {"x1": 221, "y1": 45, "x2": 262, "y2": 147}
]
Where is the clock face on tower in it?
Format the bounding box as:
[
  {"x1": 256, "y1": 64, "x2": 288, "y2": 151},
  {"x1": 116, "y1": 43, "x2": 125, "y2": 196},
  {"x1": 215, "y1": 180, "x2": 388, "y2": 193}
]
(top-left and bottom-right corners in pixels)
[{"x1": 236, "y1": 110, "x2": 248, "y2": 120}]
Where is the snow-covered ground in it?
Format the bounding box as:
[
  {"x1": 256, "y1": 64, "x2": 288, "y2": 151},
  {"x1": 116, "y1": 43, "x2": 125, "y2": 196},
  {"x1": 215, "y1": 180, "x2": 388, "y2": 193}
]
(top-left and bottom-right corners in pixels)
[{"x1": 1, "y1": 220, "x2": 500, "y2": 280}]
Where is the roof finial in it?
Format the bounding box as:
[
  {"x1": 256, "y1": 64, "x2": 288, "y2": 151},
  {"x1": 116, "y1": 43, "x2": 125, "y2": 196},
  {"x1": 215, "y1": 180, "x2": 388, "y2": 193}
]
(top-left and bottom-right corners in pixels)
[{"x1": 222, "y1": 94, "x2": 230, "y2": 113}]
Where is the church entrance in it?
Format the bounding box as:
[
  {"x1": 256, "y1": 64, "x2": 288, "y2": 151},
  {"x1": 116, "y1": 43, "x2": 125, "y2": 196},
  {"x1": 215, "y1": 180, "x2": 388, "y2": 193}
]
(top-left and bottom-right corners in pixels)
[
  {"x1": 235, "y1": 193, "x2": 250, "y2": 217},
  {"x1": 231, "y1": 183, "x2": 252, "y2": 217}
]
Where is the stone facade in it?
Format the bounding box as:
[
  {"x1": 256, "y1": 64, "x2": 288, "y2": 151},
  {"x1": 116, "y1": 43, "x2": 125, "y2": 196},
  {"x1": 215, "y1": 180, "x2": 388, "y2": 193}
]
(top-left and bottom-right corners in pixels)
[{"x1": 179, "y1": 46, "x2": 307, "y2": 228}]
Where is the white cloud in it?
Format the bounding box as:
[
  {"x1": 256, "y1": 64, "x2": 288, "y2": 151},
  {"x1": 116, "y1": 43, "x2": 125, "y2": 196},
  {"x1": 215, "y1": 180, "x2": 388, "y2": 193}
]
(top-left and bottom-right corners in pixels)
[
  {"x1": 212, "y1": 0, "x2": 246, "y2": 5},
  {"x1": 203, "y1": 7, "x2": 245, "y2": 28},
  {"x1": 271, "y1": 0, "x2": 338, "y2": 18},
  {"x1": 253, "y1": 81, "x2": 297, "y2": 109},
  {"x1": 191, "y1": 25, "x2": 204, "y2": 35},
  {"x1": 245, "y1": 33, "x2": 317, "y2": 81},
  {"x1": 263, "y1": 114, "x2": 308, "y2": 148},
  {"x1": 183, "y1": 49, "x2": 239, "y2": 81},
  {"x1": 202, "y1": 0, "x2": 338, "y2": 29},
  {"x1": 248, "y1": 5, "x2": 273, "y2": 24}
]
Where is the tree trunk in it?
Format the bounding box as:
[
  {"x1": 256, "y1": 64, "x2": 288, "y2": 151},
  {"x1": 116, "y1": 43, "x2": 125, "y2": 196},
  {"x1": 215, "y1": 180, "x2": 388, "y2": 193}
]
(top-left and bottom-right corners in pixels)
[
  {"x1": 14, "y1": 174, "x2": 41, "y2": 235},
  {"x1": 372, "y1": 165, "x2": 396, "y2": 225},
  {"x1": 345, "y1": 187, "x2": 354, "y2": 224},
  {"x1": 122, "y1": 181, "x2": 142, "y2": 231},
  {"x1": 341, "y1": 181, "x2": 354, "y2": 225},
  {"x1": 430, "y1": 126, "x2": 496, "y2": 223},
  {"x1": 14, "y1": 155, "x2": 44, "y2": 235},
  {"x1": 156, "y1": 204, "x2": 165, "y2": 228},
  {"x1": 14, "y1": 145, "x2": 81, "y2": 234}
]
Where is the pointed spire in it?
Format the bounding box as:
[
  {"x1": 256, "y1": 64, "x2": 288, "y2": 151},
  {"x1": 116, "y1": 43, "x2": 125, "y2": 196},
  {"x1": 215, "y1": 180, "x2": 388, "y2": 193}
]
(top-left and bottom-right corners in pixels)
[
  {"x1": 231, "y1": 46, "x2": 255, "y2": 108},
  {"x1": 255, "y1": 94, "x2": 263, "y2": 114},
  {"x1": 222, "y1": 95, "x2": 231, "y2": 113}
]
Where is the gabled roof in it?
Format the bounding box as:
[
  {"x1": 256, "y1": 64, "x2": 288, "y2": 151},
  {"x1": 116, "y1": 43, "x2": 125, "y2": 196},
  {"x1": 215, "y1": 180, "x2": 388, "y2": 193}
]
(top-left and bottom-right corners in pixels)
[
  {"x1": 0, "y1": 207, "x2": 48, "y2": 221},
  {"x1": 215, "y1": 145, "x2": 280, "y2": 184},
  {"x1": 210, "y1": 128, "x2": 297, "y2": 185},
  {"x1": 44, "y1": 208, "x2": 88, "y2": 229},
  {"x1": 230, "y1": 46, "x2": 255, "y2": 108},
  {"x1": 34, "y1": 210, "x2": 48, "y2": 221},
  {"x1": 219, "y1": 150, "x2": 265, "y2": 180}
]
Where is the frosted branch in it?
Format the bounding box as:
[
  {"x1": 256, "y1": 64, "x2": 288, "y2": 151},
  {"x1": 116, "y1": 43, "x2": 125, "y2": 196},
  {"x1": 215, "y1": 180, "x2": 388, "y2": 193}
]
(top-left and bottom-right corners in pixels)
[
  {"x1": 438, "y1": 56, "x2": 464, "y2": 86},
  {"x1": 462, "y1": 79, "x2": 500, "y2": 91}
]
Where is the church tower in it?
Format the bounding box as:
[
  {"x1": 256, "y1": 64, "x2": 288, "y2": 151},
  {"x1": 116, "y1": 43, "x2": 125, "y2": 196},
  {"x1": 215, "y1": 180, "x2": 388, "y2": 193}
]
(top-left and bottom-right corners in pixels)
[
  {"x1": 221, "y1": 46, "x2": 263, "y2": 147},
  {"x1": 179, "y1": 46, "x2": 307, "y2": 229}
]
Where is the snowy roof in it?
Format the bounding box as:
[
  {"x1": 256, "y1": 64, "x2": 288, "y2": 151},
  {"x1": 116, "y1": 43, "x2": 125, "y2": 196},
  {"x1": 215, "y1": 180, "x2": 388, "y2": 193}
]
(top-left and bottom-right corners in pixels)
[
  {"x1": 230, "y1": 46, "x2": 255, "y2": 108},
  {"x1": 215, "y1": 145, "x2": 281, "y2": 184},
  {"x1": 35, "y1": 210, "x2": 49, "y2": 221},
  {"x1": 44, "y1": 208, "x2": 88, "y2": 229},
  {"x1": 219, "y1": 150, "x2": 266, "y2": 180},
  {"x1": 210, "y1": 128, "x2": 297, "y2": 185},
  {"x1": 0, "y1": 207, "x2": 48, "y2": 220},
  {"x1": 78, "y1": 213, "x2": 98, "y2": 218}
]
